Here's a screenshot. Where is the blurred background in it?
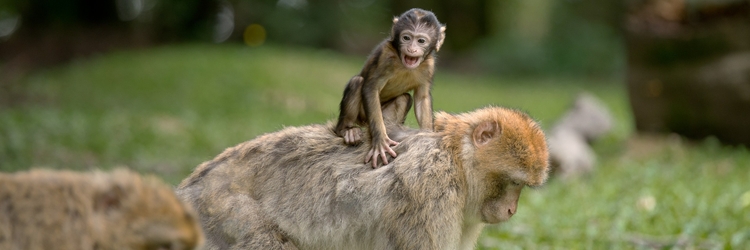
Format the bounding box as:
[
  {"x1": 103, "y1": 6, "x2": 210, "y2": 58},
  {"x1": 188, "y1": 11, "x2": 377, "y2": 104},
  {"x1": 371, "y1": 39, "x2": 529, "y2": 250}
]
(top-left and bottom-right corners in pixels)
[
  {"x1": 1, "y1": 0, "x2": 749, "y2": 248},
  {"x1": 0, "y1": 0, "x2": 625, "y2": 78}
]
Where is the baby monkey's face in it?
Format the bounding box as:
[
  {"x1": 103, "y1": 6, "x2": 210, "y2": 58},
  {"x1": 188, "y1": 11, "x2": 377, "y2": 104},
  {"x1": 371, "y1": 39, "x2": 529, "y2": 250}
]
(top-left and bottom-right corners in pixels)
[
  {"x1": 398, "y1": 30, "x2": 431, "y2": 69},
  {"x1": 391, "y1": 8, "x2": 444, "y2": 70}
]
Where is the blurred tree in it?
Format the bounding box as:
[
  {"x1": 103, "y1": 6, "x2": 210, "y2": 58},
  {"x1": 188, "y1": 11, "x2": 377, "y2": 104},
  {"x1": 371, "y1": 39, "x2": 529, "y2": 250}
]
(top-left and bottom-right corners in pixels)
[
  {"x1": 21, "y1": 0, "x2": 118, "y2": 26},
  {"x1": 474, "y1": 0, "x2": 624, "y2": 77},
  {"x1": 626, "y1": 0, "x2": 750, "y2": 146},
  {"x1": 0, "y1": 0, "x2": 219, "y2": 106},
  {"x1": 0, "y1": 0, "x2": 635, "y2": 83},
  {"x1": 546, "y1": 0, "x2": 624, "y2": 76},
  {"x1": 151, "y1": 0, "x2": 220, "y2": 42},
  {"x1": 232, "y1": 0, "x2": 343, "y2": 49}
]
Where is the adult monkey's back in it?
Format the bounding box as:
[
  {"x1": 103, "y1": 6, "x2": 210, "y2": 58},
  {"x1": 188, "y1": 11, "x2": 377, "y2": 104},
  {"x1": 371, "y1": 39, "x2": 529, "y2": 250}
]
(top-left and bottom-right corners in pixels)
[{"x1": 177, "y1": 104, "x2": 550, "y2": 250}]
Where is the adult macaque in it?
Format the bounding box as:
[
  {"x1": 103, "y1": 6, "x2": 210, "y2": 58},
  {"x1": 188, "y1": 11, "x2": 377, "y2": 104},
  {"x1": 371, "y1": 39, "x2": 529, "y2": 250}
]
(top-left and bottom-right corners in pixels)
[
  {"x1": 335, "y1": 8, "x2": 446, "y2": 167},
  {"x1": 0, "y1": 168, "x2": 203, "y2": 250},
  {"x1": 177, "y1": 101, "x2": 550, "y2": 250}
]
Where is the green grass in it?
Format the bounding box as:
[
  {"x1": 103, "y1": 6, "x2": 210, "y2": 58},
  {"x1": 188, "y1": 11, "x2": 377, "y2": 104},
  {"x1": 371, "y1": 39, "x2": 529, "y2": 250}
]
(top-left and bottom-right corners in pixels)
[{"x1": 1, "y1": 44, "x2": 748, "y2": 249}]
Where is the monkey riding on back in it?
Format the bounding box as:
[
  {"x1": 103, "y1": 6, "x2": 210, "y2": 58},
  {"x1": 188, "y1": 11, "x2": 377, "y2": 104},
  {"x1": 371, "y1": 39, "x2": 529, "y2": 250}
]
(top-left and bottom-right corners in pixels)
[{"x1": 335, "y1": 8, "x2": 446, "y2": 168}]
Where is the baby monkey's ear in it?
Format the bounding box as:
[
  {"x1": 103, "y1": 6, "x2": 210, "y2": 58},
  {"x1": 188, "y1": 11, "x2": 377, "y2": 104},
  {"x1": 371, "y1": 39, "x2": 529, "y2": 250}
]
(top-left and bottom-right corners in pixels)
[{"x1": 436, "y1": 25, "x2": 446, "y2": 52}]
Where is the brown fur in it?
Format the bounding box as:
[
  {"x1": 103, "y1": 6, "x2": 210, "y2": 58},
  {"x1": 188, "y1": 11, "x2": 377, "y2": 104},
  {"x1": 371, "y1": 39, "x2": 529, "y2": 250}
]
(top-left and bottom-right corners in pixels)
[
  {"x1": 335, "y1": 8, "x2": 446, "y2": 167},
  {"x1": 0, "y1": 168, "x2": 203, "y2": 250},
  {"x1": 177, "y1": 106, "x2": 549, "y2": 250}
]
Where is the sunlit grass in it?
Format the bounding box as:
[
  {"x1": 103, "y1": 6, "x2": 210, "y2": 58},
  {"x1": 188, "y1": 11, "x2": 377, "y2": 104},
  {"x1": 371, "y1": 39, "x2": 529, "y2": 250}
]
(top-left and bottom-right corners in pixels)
[{"x1": 1, "y1": 43, "x2": 747, "y2": 248}]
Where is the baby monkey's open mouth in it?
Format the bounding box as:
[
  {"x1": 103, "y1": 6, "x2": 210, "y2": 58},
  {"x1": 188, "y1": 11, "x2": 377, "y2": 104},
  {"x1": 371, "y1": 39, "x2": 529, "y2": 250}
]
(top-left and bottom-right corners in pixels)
[{"x1": 402, "y1": 55, "x2": 422, "y2": 69}]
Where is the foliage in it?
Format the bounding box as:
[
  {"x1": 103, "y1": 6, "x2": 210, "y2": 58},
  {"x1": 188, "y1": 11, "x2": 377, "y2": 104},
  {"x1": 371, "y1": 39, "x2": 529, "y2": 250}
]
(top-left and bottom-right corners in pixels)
[
  {"x1": 2, "y1": 0, "x2": 626, "y2": 76},
  {"x1": 2, "y1": 0, "x2": 217, "y2": 41},
  {"x1": 475, "y1": 0, "x2": 624, "y2": 77},
  {"x1": 1, "y1": 44, "x2": 747, "y2": 248}
]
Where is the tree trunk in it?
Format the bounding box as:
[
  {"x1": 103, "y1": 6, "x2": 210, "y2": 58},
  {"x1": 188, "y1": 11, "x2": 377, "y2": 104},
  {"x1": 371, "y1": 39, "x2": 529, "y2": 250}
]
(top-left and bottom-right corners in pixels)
[{"x1": 626, "y1": 0, "x2": 750, "y2": 145}]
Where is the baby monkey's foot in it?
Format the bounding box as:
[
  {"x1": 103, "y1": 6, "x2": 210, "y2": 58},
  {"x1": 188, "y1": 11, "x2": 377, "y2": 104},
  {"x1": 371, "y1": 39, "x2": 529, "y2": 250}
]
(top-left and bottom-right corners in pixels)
[{"x1": 342, "y1": 127, "x2": 363, "y2": 145}]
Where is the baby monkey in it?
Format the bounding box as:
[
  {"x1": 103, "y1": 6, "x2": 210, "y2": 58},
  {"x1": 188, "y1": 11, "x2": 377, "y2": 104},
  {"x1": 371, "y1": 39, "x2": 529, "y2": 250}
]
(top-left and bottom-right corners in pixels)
[{"x1": 335, "y1": 8, "x2": 446, "y2": 168}]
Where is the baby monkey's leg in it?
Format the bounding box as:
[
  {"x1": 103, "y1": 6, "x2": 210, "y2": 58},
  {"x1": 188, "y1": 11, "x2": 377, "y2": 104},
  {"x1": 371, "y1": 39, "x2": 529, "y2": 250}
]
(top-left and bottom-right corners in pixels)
[{"x1": 335, "y1": 76, "x2": 366, "y2": 145}]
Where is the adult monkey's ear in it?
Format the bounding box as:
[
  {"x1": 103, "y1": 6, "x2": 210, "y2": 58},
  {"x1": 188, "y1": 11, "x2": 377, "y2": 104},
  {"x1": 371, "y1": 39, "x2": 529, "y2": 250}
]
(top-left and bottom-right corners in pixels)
[
  {"x1": 472, "y1": 120, "x2": 501, "y2": 147},
  {"x1": 436, "y1": 25, "x2": 446, "y2": 52}
]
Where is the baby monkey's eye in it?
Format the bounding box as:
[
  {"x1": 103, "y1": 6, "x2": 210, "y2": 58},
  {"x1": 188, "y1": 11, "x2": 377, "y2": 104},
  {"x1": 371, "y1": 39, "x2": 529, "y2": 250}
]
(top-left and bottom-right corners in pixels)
[
  {"x1": 417, "y1": 38, "x2": 426, "y2": 44},
  {"x1": 402, "y1": 35, "x2": 411, "y2": 41}
]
